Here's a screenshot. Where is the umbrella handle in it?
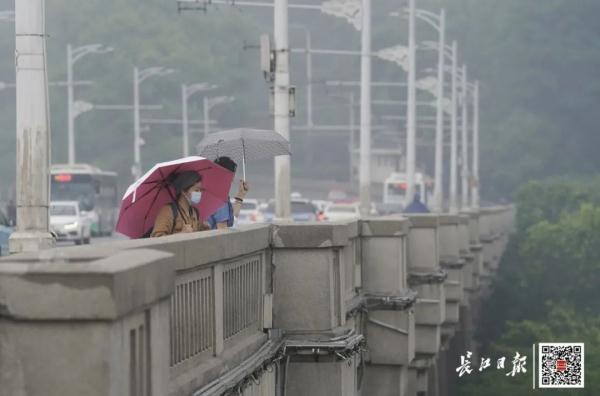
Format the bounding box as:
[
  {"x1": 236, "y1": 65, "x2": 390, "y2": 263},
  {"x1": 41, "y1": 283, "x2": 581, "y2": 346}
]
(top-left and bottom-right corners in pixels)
[
  {"x1": 242, "y1": 139, "x2": 247, "y2": 181},
  {"x1": 242, "y1": 154, "x2": 246, "y2": 181}
]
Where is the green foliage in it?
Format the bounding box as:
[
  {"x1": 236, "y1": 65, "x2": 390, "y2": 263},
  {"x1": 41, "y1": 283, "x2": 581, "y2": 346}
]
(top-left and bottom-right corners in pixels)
[
  {"x1": 461, "y1": 178, "x2": 600, "y2": 394},
  {"x1": 515, "y1": 177, "x2": 600, "y2": 235}
]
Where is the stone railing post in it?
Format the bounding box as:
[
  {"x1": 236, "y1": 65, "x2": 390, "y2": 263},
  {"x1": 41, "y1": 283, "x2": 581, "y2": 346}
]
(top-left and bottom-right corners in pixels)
[
  {"x1": 270, "y1": 221, "x2": 364, "y2": 396},
  {"x1": 405, "y1": 214, "x2": 446, "y2": 396},
  {"x1": 360, "y1": 217, "x2": 416, "y2": 396}
]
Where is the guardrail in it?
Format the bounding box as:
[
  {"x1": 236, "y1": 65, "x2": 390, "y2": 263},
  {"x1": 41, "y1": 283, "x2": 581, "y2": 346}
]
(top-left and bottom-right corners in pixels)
[{"x1": 0, "y1": 207, "x2": 515, "y2": 396}]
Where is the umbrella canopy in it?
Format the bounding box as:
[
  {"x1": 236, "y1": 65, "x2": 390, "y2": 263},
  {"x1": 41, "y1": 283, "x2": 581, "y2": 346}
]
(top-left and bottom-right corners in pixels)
[
  {"x1": 116, "y1": 156, "x2": 234, "y2": 238},
  {"x1": 196, "y1": 128, "x2": 291, "y2": 178}
]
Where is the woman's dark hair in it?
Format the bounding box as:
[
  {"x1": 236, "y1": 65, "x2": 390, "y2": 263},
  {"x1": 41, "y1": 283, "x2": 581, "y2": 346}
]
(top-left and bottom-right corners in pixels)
[
  {"x1": 215, "y1": 156, "x2": 237, "y2": 173},
  {"x1": 172, "y1": 171, "x2": 202, "y2": 195}
]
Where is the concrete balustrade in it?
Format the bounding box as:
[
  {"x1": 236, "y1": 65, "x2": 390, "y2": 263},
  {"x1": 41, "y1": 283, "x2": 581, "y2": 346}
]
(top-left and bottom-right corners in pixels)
[{"x1": 0, "y1": 210, "x2": 516, "y2": 396}]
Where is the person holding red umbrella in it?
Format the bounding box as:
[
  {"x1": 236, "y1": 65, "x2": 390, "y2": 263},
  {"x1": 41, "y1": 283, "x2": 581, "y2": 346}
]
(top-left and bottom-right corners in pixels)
[
  {"x1": 151, "y1": 171, "x2": 211, "y2": 237},
  {"x1": 116, "y1": 156, "x2": 235, "y2": 239}
]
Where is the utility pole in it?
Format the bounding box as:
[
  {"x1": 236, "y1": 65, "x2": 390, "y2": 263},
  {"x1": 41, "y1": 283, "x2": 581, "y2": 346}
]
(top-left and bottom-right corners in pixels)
[
  {"x1": 405, "y1": 0, "x2": 417, "y2": 204},
  {"x1": 305, "y1": 29, "x2": 313, "y2": 129},
  {"x1": 433, "y1": 10, "x2": 445, "y2": 212},
  {"x1": 471, "y1": 81, "x2": 480, "y2": 209},
  {"x1": 449, "y1": 41, "x2": 458, "y2": 213},
  {"x1": 274, "y1": 0, "x2": 291, "y2": 219},
  {"x1": 349, "y1": 92, "x2": 356, "y2": 188},
  {"x1": 461, "y1": 65, "x2": 469, "y2": 210},
  {"x1": 359, "y1": 0, "x2": 371, "y2": 216},
  {"x1": 10, "y1": 0, "x2": 55, "y2": 253}
]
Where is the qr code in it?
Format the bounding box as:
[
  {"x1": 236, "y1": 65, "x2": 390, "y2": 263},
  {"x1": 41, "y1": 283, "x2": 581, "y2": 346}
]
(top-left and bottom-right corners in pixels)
[{"x1": 539, "y1": 343, "x2": 584, "y2": 388}]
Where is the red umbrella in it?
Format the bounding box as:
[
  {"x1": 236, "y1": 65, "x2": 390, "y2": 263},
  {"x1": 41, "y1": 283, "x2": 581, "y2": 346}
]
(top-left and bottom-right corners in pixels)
[{"x1": 116, "y1": 156, "x2": 234, "y2": 238}]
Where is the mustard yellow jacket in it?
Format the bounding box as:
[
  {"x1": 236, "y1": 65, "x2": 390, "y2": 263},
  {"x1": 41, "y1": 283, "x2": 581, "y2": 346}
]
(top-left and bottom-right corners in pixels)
[{"x1": 151, "y1": 195, "x2": 209, "y2": 237}]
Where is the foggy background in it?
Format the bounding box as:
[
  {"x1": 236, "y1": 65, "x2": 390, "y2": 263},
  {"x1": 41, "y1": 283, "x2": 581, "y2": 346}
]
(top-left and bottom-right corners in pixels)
[{"x1": 0, "y1": 0, "x2": 599, "y2": 201}]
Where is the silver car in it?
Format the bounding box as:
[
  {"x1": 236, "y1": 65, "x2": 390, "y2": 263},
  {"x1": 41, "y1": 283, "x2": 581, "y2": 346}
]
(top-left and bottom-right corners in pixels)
[{"x1": 50, "y1": 201, "x2": 92, "y2": 245}]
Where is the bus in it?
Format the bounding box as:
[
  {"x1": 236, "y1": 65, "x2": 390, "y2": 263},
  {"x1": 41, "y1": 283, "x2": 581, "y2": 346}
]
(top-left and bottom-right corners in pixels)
[
  {"x1": 50, "y1": 164, "x2": 119, "y2": 236},
  {"x1": 382, "y1": 172, "x2": 433, "y2": 207}
]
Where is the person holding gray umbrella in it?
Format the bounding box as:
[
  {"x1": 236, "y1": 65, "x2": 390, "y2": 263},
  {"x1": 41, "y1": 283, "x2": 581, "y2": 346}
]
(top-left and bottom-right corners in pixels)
[
  {"x1": 197, "y1": 128, "x2": 291, "y2": 228},
  {"x1": 197, "y1": 128, "x2": 291, "y2": 181},
  {"x1": 207, "y1": 156, "x2": 248, "y2": 229}
]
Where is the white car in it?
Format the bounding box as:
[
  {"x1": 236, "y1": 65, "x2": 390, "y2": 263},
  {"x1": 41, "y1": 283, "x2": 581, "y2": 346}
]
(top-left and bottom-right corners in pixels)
[
  {"x1": 50, "y1": 201, "x2": 92, "y2": 245},
  {"x1": 323, "y1": 203, "x2": 361, "y2": 221},
  {"x1": 237, "y1": 199, "x2": 265, "y2": 225}
]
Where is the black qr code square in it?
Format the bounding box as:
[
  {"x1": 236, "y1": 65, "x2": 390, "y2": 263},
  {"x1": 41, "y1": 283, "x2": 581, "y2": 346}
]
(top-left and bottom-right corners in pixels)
[{"x1": 539, "y1": 343, "x2": 584, "y2": 388}]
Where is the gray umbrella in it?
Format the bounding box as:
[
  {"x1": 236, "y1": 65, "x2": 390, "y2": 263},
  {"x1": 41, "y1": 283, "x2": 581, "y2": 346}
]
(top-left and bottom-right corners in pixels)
[{"x1": 196, "y1": 128, "x2": 291, "y2": 179}]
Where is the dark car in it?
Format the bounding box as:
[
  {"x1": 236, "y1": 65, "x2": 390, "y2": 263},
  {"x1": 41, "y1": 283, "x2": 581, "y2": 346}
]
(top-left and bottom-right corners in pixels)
[{"x1": 263, "y1": 199, "x2": 320, "y2": 222}]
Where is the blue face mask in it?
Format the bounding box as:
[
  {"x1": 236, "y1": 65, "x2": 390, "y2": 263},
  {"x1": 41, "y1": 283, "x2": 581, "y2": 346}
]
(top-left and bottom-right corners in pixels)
[{"x1": 190, "y1": 191, "x2": 202, "y2": 205}]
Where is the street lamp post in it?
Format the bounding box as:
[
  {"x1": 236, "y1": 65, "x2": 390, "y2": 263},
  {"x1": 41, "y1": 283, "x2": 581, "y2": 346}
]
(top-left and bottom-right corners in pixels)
[
  {"x1": 449, "y1": 41, "x2": 459, "y2": 213},
  {"x1": 202, "y1": 95, "x2": 234, "y2": 138},
  {"x1": 182, "y1": 83, "x2": 216, "y2": 156},
  {"x1": 359, "y1": 0, "x2": 372, "y2": 216},
  {"x1": 471, "y1": 81, "x2": 480, "y2": 209},
  {"x1": 10, "y1": 0, "x2": 54, "y2": 253},
  {"x1": 405, "y1": 0, "x2": 417, "y2": 204},
  {"x1": 67, "y1": 43, "x2": 112, "y2": 165},
  {"x1": 413, "y1": 8, "x2": 445, "y2": 211},
  {"x1": 461, "y1": 65, "x2": 469, "y2": 210},
  {"x1": 133, "y1": 66, "x2": 174, "y2": 179},
  {"x1": 274, "y1": 0, "x2": 292, "y2": 219}
]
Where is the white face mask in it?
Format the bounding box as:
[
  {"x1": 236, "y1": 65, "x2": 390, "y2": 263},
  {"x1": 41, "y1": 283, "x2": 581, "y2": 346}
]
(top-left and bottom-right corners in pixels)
[{"x1": 190, "y1": 191, "x2": 202, "y2": 205}]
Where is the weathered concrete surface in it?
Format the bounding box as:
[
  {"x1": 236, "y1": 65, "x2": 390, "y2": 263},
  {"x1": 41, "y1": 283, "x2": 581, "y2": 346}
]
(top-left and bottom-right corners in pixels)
[
  {"x1": 286, "y1": 356, "x2": 359, "y2": 396},
  {"x1": 367, "y1": 309, "x2": 415, "y2": 365},
  {"x1": 406, "y1": 215, "x2": 440, "y2": 272},
  {"x1": 0, "y1": 248, "x2": 173, "y2": 320},
  {"x1": 0, "y1": 248, "x2": 173, "y2": 396},
  {"x1": 272, "y1": 248, "x2": 342, "y2": 331},
  {"x1": 361, "y1": 217, "x2": 410, "y2": 294},
  {"x1": 363, "y1": 364, "x2": 409, "y2": 396}
]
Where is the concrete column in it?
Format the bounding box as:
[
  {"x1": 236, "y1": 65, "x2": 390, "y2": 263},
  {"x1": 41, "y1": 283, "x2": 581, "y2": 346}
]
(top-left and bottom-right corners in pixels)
[
  {"x1": 405, "y1": 0, "x2": 417, "y2": 204},
  {"x1": 274, "y1": 0, "x2": 291, "y2": 219},
  {"x1": 359, "y1": 0, "x2": 372, "y2": 215},
  {"x1": 10, "y1": 0, "x2": 55, "y2": 253}
]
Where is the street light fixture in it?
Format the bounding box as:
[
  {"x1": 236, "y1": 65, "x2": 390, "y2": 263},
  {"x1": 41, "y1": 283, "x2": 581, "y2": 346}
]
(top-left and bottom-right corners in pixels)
[
  {"x1": 67, "y1": 43, "x2": 113, "y2": 164},
  {"x1": 376, "y1": 45, "x2": 409, "y2": 71},
  {"x1": 182, "y1": 83, "x2": 217, "y2": 156},
  {"x1": 321, "y1": 0, "x2": 362, "y2": 31},
  {"x1": 203, "y1": 95, "x2": 235, "y2": 137},
  {"x1": 132, "y1": 66, "x2": 175, "y2": 179},
  {"x1": 321, "y1": 0, "x2": 372, "y2": 215}
]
